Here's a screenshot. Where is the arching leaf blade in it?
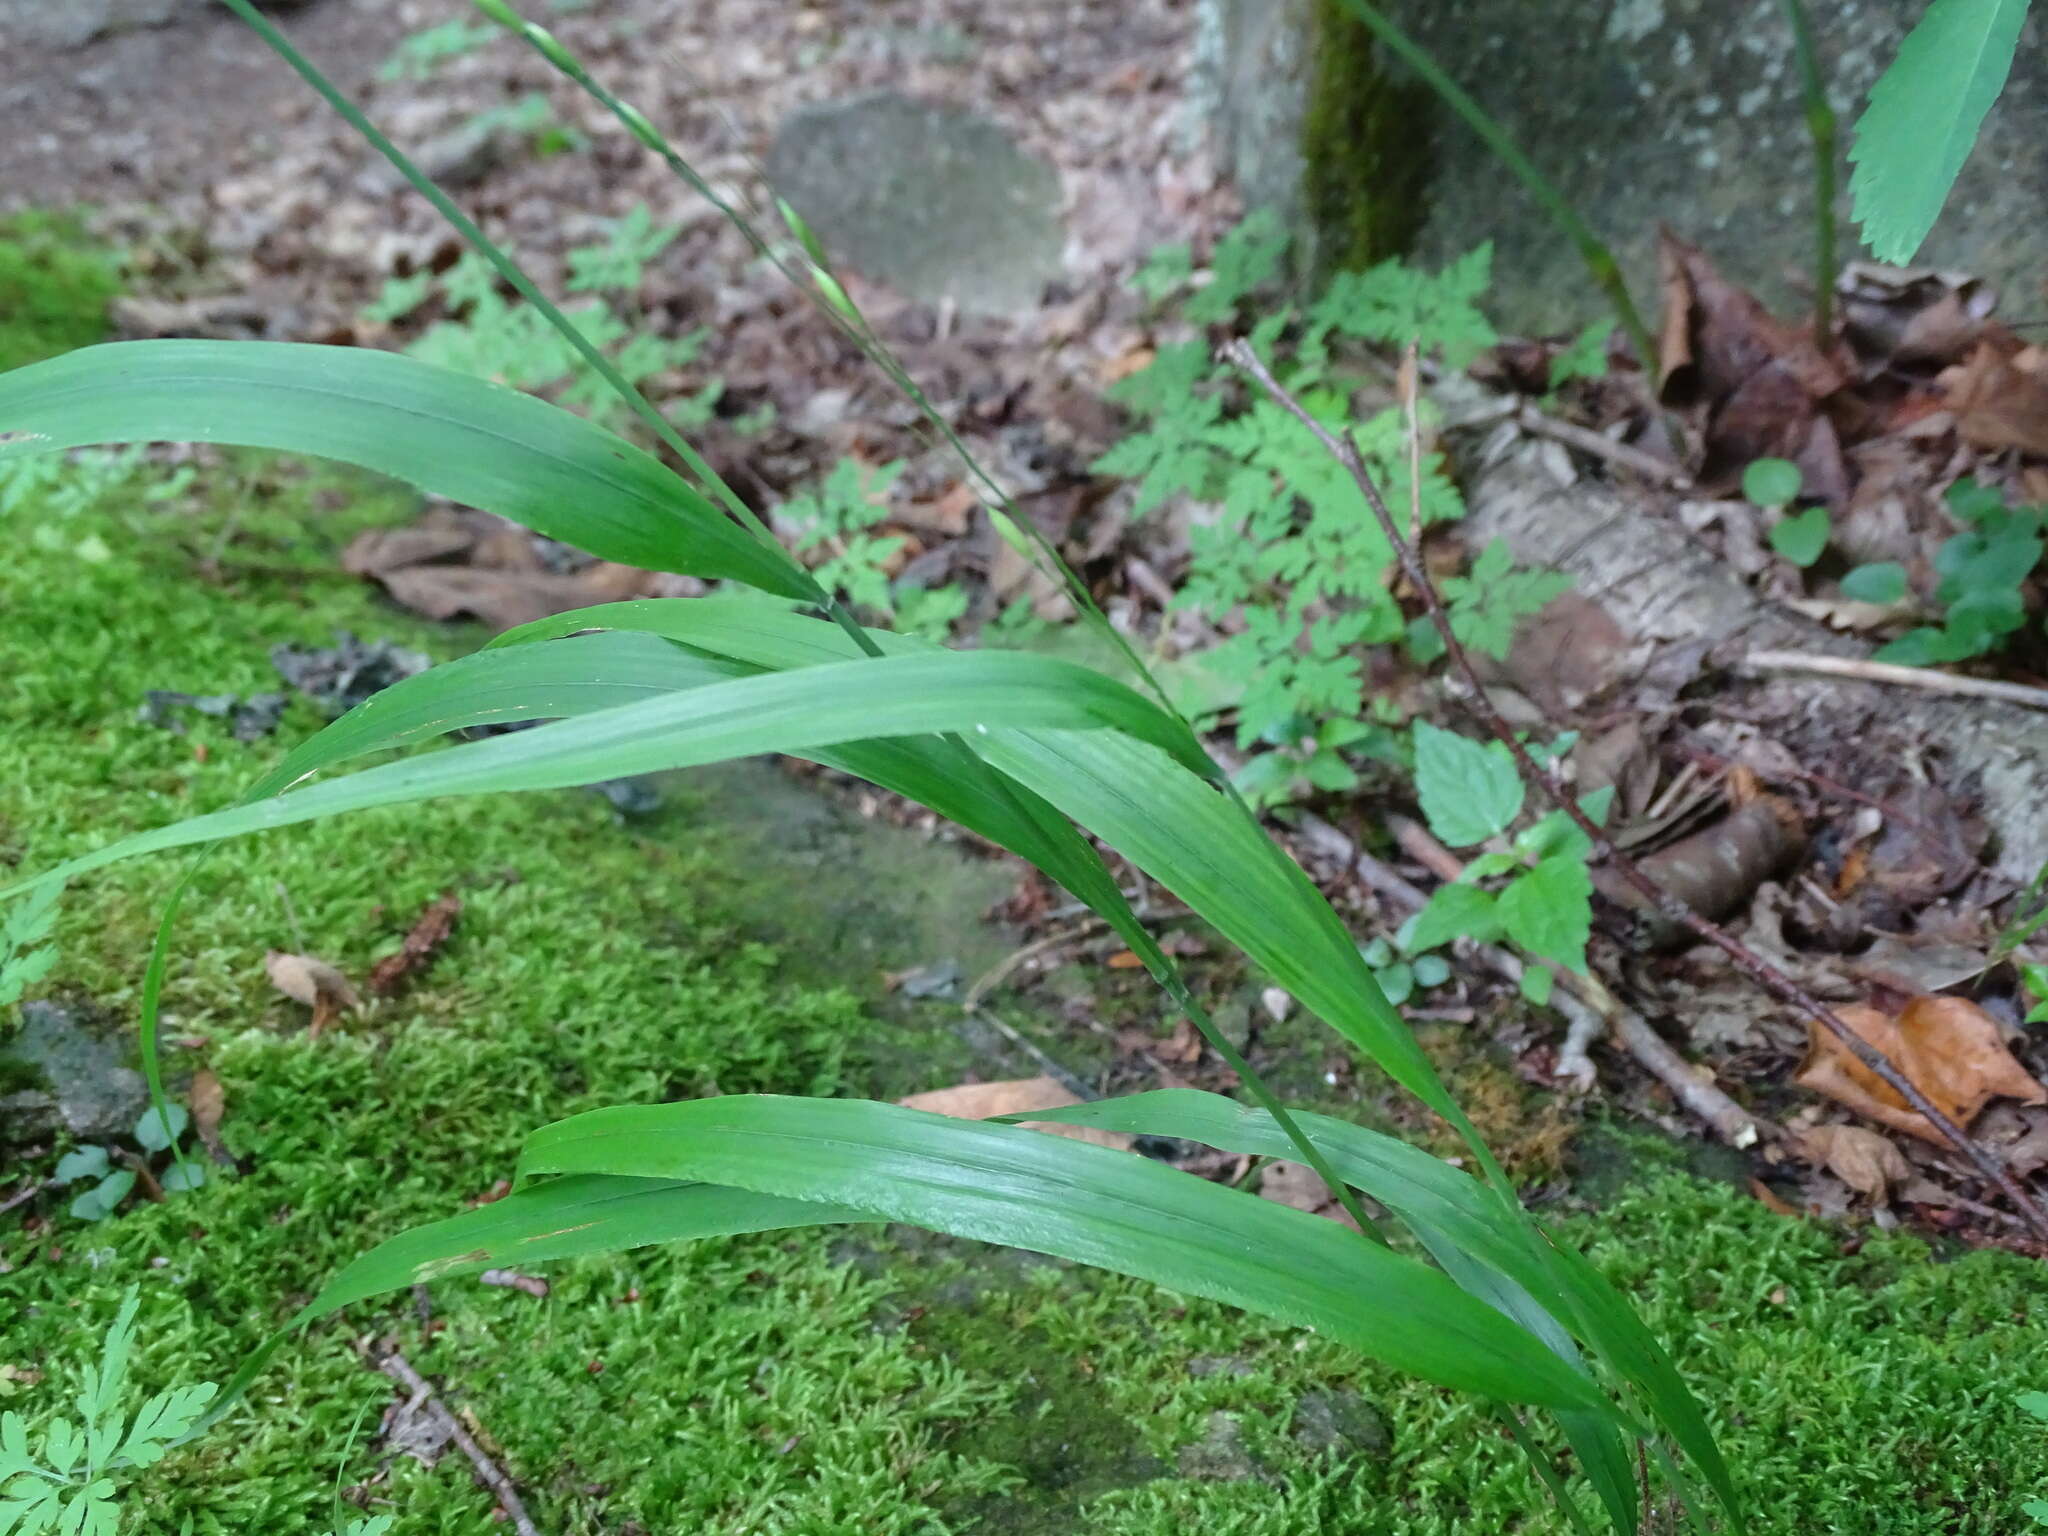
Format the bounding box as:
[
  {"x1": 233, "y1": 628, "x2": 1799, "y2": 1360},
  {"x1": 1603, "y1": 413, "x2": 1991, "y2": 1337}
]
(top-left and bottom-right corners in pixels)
[
  {"x1": 513, "y1": 1094, "x2": 1610, "y2": 1412},
  {"x1": 0, "y1": 340, "x2": 812, "y2": 598}
]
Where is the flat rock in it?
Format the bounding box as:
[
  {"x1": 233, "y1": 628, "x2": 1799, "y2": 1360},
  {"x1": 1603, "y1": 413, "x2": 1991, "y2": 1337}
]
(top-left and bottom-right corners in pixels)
[
  {"x1": 767, "y1": 91, "x2": 1064, "y2": 314},
  {"x1": 0, "y1": 1000, "x2": 146, "y2": 1142},
  {"x1": 1291, "y1": 1389, "x2": 1392, "y2": 1457},
  {"x1": 0, "y1": 0, "x2": 315, "y2": 48}
]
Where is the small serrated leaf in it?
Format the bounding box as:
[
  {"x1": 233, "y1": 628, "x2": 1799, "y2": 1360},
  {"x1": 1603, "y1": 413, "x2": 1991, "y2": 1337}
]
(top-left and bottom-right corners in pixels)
[
  {"x1": 1411, "y1": 723, "x2": 1524, "y2": 848},
  {"x1": 1848, "y1": 0, "x2": 2030, "y2": 263},
  {"x1": 1499, "y1": 856, "x2": 1594, "y2": 974},
  {"x1": 1400, "y1": 883, "x2": 1502, "y2": 954}
]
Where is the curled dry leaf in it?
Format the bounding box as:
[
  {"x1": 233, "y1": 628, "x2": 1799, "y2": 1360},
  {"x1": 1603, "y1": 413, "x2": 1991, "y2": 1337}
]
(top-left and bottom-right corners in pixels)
[
  {"x1": 479, "y1": 1268, "x2": 550, "y2": 1299},
  {"x1": 897, "y1": 1075, "x2": 1131, "y2": 1150},
  {"x1": 367, "y1": 889, "x2": 462, "y2": 997},
  {"x1": 1796, "y1": 1123, "x2": 1911, "y2": 1201},
  {"x1": 1794, "y1": 996, "x2": 2048, "y2": 1144},
  {"x1": 264, "y1": 950, "x2": 363, "y2": 1036},
  {"x1": 187, "y1": 1068, "x2": 230, "y2": 1164}
]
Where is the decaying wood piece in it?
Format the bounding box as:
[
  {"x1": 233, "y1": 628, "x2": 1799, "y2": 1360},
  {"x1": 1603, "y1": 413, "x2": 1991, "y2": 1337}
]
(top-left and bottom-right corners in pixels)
[{"x1": 1457, "y1": 430, "x2": 2048, "y2": 885}]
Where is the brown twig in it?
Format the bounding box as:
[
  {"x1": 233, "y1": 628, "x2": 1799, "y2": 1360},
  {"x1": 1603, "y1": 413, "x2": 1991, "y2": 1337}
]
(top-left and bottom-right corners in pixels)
[
  {"x1": 373, "y1": 1349, "x2": 544, "y2": 1536},
  {"x1": 1740, "y1": 649, "x2": 2048, "y2": 713},
  {"x1": 1226, "y1": 337, "x2": 2048, "y2": 1242}
]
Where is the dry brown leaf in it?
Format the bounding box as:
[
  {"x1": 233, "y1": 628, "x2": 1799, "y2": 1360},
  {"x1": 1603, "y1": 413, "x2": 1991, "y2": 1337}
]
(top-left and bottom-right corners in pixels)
[
  {"x1": 1794, "y1": 997, "x2": 2048, "y2": 1144},
  {"x1": 1796, "y1": 1123, "x2": 1910, "y2": 1200},
  {"x1": 1941, "y1": 338, "x2": 2048, "y2": 458},
  {"x1": 265, "y1": 950, "x2": 362, "y2": 1035},
  {"x1": 188, "y1": 1068, "x2": 228, "y2": 1163},
  {"x1": 897, "y1": 1075, "x2": 1131, "y2": 1150},
  {"x1": 479, "y1": 1268, "x2": 550, "y2": 1298},
  {"x1": 1257, "y1": 1160, "x2": 1359, "y2": 1230},
  {"x1": 367, "y1": 889, "x2": 462, "y2": 998}
]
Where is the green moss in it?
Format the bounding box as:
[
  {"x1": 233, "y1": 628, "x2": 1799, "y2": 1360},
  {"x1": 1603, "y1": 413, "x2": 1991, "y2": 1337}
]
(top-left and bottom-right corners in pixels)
[
  {"x1": 0, "y1": 211, "x2": 120, "y2": 373},
  {"x1": 1, "y1": 452, "x2": 2044, "y2": 1533},
  {"x1": 1299, "y1": 0, "x2": 1433, "y2": 276}
]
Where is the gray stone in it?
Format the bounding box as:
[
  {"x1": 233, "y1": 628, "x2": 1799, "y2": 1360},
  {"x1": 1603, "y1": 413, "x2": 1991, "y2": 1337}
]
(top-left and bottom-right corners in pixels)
[
  {"x1": 1291, "y1": 1389, "x2": 1392, "y2": 1457},
  {"x1": 766, "y1": 92, "x2": 1064, "y2": 314},
  {"x1": 1204, "y1": 0, "x2": 2048, "y2": 331},
  {"x1": 0, "y1": 1001, "x2": 146, "y2": 1142},
  {"x1": 1176, "y1": 1411, "x2": 1266, "y2": 1482},
  {"x1": 0, "y1": 0, "x2": 314, "y2": 49}
]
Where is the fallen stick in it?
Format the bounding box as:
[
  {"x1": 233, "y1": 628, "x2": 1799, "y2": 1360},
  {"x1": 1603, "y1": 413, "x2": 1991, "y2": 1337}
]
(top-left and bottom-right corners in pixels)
[
  {"x1": 1741, "y1": 648, "x2": 2048, "y2": 713},
  {"x1": 1300, "y1": 804, "x2": 1761, "y2": 1145},
  {"x1": 1229, "y1": 338, "x2": 2042, "y2": 1234},
  {"x1": 373, "y1": 1349, "x2": 544, "y2": 1536}
]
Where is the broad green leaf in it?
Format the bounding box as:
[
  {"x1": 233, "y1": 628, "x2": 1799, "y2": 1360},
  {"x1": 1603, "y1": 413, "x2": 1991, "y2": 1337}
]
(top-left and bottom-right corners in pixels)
[
  {"x1": 1401, "y1": 881, "x2": 1502, "y2": 953},
  {"x1": 1020, "y1": 1090, "x2": 1736, "y2": 1527},
  {"x1": 1841, "y1": 562, "x2": 1909, "y2": 603},
  {"x1": 1849, "y1": 0, "x2": 2030, "y2": 263},
  {"x1": 1740, "y1": 457, "x2": 1801, "y2": 507},
  {"x1": 1769, "y1": 506, "x2": 1830, "y2": 568},
  {"x1": 1521, "y1": 965, "x2": 1555, "y2": 1006},
  {"x1": 2018, "y1": 1390, "x2": 2048, "y2": 1422},
  {"x1": 1499, "y1": 856, "x2": 1593, "y2": 973},
  {"x1": 0, "y1": 650, "x2": 1206, "y2": 898},
  {"x1": 1412, "y1": 722, "x2": 1524, "y2": 848},
  {"x1": 0, "y1": 341, "x2": 811, "y2": 600},
  {"x1": 515, "y1": 1095, "x2": 1607, "y2": 1410},
  {"x1": 497, "y1": 600, "x2": 1463, "y2": 1124},
  {"x1": 276, "y1": 620, "x2": 1146, "y2": 955}
]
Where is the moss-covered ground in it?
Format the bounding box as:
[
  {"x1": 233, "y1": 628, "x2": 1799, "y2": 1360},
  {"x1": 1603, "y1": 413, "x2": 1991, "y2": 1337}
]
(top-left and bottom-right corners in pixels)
[{"x1": 1, "y1": 230, "x2": 2044, "y2": 1536}]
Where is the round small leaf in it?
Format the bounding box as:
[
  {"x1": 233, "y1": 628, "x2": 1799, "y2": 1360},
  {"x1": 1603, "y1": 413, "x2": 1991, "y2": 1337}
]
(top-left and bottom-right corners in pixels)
[
  {"x1": 1413, "y1": 954, "x2": 1452, "y2": 988},
  {"x1": 1769, "y1": 506, "x2": 1831, "y2": 568},
  {"x1": 1520, "y1": 966, "x2": 1555, "y2": 1006},
  {"x1": 160, "y1": 1161, "x2": 208, "y2": 1194},
  {"x1": 1374, "y1": 961, "x2": 1415, "y2": 1005},
  {"x1": 55, "y1": 1146, "x2": 111, "y2": 1184},
  {"x1": 135, "y1": 1102, "x2": 190, "y2": 1153},
  {"x1": 70, "y1": 1168, "x2": 136, "y2": 1222},
  {"x1": 1840, "y1": 562, "x2": 1909, "y2": 603},
  {"x1": 1742, "y1": 457, "x2": 1802, "y2": 507}
]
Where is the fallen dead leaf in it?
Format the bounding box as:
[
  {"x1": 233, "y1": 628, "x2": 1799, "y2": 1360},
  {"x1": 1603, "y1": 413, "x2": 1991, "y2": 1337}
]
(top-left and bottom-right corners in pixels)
[
  {"x1": 1106, "y1": 949, "x2": 1145, "y2": 969},
  {"x1": 265, "y1": 950, "x2": 363, "y2": 1036},
  {"x1": 1257, "y1": 1160, "x2": 1359, "y2": 1230},
  {"x1": 897, "y1": 1075, "x2": 1131, "y2": 1150},
  {"x1": 188, "y1": 1068, "x2": 229, "y2": 1164},
  {"x1": 1796, "y1": 1123, "x2": 1911, "y2": 1200},
  {"x1": 367, "y1": 889, "x2": 462, "y2": 998},
  {"x1": 1794, "y1": 996, "x2": 2048, "y2": 1144},
  {"x1": 1942, "y1": 336, "x2": 2048, "y2": 458}
]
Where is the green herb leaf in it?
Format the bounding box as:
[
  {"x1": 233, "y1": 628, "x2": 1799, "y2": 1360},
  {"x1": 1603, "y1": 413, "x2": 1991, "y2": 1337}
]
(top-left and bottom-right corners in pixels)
[
  {"x1": 1840, "y1": 562, "x2": 1909, "y2": 603},
  {"x1": 1499, "y1": 856, "x2": 1593, "y2": 973},
  {"x1": 1412, "y1": 723, "x2": 1524, "y2": 848},
  {"x1": 1848, "y1": 0, "x2": 2030, "y2": 263},
  {"x1": 1741, "y1": 457, "x2": 1802, "y2": 507},
  {"x1": 1769, "y1": 506, "x2": 1830, "y2": 568},
  {"x1": 1402, "y1": 882, "x2": 1503, "y2": 954}
]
